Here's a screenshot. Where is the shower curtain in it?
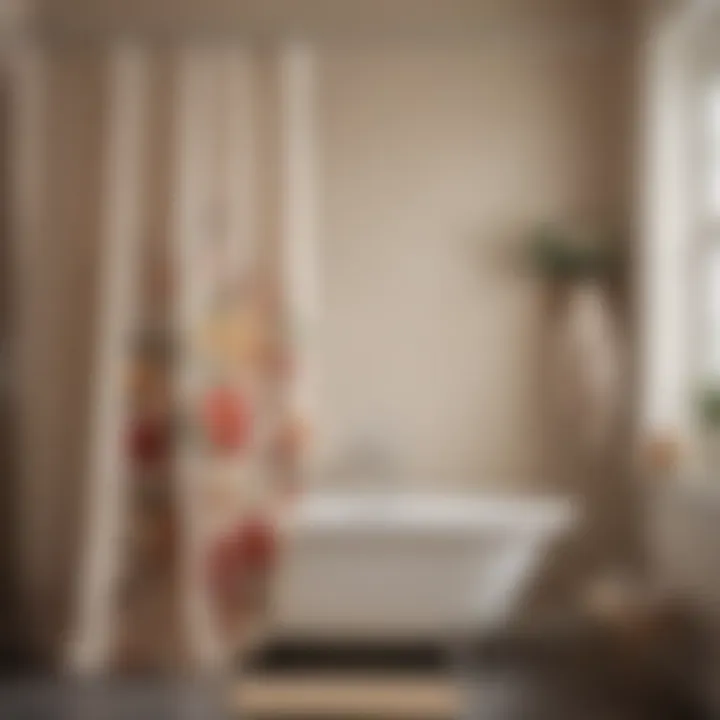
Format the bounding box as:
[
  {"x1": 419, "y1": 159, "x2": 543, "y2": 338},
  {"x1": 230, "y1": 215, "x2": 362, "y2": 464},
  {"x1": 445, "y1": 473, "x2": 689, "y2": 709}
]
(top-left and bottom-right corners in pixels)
[{"x1": 66, "y1": 44, "x2": 314, "y2": 674}]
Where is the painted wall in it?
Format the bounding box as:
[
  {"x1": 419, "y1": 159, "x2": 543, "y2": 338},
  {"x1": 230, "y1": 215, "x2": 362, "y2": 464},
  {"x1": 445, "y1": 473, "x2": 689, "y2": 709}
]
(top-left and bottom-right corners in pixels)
[{"x1": 315, "y1": 39, "x2": 633, "y2": 487}]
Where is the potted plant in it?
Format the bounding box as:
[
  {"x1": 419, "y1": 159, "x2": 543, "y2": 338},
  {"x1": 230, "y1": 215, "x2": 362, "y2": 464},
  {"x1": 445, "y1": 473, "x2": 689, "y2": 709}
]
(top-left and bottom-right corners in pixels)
[
  {"x1": 525, "y1": 224, "x2": 625, "y2": 300},
  {"x1": 526, "y1": 223, "x2": 627, "y2": 466}
]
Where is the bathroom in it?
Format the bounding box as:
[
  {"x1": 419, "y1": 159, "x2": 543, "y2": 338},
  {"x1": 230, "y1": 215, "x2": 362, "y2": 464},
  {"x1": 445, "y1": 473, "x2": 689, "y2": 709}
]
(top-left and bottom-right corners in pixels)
[{"x1": 1, "y1": 0, "x2": 719, "y2": 718}]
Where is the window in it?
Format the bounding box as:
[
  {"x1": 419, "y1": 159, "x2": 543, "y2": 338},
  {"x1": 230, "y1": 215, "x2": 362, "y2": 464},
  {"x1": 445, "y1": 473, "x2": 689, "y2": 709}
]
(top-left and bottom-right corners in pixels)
[
  {"x1": 708, "y1": 84, "x2": 720, "y2": 215},
  {"x1": 699, "y1": 80, "x2": 720, "y2": 380}
]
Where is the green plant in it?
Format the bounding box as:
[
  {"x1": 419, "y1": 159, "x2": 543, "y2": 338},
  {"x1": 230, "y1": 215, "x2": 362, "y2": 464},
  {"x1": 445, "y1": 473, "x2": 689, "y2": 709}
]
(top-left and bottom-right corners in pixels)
[
  {"x1": 699, "y1": 385, "x2": 720, "y2": 429},
  {"x1": 527, "y1": 225, "x2": 622, "y2": 282}
]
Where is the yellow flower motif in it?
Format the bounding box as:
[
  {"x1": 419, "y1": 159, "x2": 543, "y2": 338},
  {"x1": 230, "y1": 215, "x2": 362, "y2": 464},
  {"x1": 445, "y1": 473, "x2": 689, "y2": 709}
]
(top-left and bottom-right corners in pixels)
[{"x1": 197, "y1": 303, "x2": 270, "y2": 373}]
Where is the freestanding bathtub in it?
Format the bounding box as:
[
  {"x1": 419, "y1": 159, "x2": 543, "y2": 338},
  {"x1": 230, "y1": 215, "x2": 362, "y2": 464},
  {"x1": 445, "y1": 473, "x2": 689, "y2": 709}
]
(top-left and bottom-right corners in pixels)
[{"x1": 272, "y1": 492, "x2": 576, "y2": 641}]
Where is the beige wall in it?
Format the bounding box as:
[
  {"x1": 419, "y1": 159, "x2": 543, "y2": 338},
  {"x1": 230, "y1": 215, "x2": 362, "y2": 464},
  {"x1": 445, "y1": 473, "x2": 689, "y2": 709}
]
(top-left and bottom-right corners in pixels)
[{"x1": 316, "y1": 39, "x2": 633, "y2": 487}]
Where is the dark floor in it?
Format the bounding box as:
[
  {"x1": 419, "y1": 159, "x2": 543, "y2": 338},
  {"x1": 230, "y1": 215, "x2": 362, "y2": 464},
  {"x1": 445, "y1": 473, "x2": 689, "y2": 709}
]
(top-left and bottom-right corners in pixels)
[
  {"x1": 464, "y1": 655, "x2": 703, "y2": 720},
  {"x1": 0, "y1": 620, "x2": 709, "y2": 720},
  {"x1": 0, "y1": 670, "x2": 706, "y2": 720}
]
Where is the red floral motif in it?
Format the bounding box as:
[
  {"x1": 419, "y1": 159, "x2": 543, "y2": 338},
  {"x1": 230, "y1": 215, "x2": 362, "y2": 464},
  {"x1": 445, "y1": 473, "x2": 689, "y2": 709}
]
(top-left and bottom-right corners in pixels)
[
  {"x1": 201, "y1": 387, "x2": 252, "y2": 453},
  {"x1": 236, "y1": 516, "x2": 277, "y2": 570},
  {"x1": 128, "y1": 417, "x2": 170, "y2": 464},
  {"x1": 207, "y1": 516, "x2": 278, "y2": 607}
]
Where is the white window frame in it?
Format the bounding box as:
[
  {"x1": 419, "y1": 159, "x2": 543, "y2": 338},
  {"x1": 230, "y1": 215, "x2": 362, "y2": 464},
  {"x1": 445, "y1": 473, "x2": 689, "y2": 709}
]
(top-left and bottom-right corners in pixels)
[{"x1": 693, "y1": 42, "x2": 720, "y2": 385}]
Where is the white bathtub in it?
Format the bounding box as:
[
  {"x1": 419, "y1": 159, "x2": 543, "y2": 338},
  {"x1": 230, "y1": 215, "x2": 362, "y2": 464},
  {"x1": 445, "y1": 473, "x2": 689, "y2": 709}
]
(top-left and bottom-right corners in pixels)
[{"x1": 272, "y1": 492, "x2": 576, "y2": 640}]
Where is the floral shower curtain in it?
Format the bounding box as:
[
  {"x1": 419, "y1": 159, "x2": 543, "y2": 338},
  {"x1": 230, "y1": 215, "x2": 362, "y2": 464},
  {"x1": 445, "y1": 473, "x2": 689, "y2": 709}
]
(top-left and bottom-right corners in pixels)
[
  {"x1": 71, "y1": 45, "x2": 310, "y2": 674},
  {"x1": 119, "y1": 227, "x2": 286, "y2": 673}
]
